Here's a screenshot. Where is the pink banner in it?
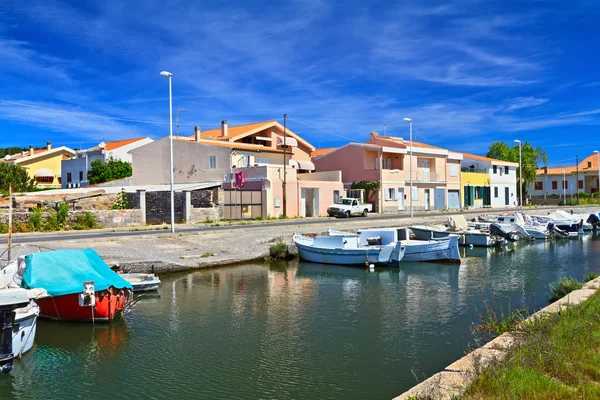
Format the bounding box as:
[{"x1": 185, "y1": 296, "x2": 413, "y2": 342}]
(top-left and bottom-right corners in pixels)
[{"x1": 235, "y1": 171, "x2": 245, "y2": 189}]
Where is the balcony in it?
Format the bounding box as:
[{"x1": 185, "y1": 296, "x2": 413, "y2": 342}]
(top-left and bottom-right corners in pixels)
[
  {"x1": 462, "y1": 167, "x2": 487, "y2": 174},
  {"x1": 413, "y1": 170, "x2": 443, "y2": 183}
]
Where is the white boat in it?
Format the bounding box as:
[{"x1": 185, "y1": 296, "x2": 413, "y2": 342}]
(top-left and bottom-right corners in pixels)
[
  {"x1": 293, "y1": 233, "x2": 405, "y2": 266},
  {"x1": 1, "y1": 247, "x2": 46, "y2": 373},
  {"x1": 410, "y1": 216, "x2": 506, "y2": 247},
  {"x1": 120, "y1": 273, "x2": 161, "y2": 292},
  {"x1": 356, "y1": 227, "x2": 461, "y2": 263}
]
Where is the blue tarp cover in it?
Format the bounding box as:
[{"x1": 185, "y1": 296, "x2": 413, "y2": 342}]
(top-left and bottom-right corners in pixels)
[{"x1": 22, "y1": 248, "x2": 132, "y2": 297}]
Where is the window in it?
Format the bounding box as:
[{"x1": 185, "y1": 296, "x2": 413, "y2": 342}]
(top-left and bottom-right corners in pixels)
[
  {"x1": 36, "y1": 176, "x2": 53, "y2": 183},
  {"x1": 504, "y1": 166, "x2": 509, "y2": 174},
  {"x1": 209, "y1": 155, "x2": 217, "y2": 169},
  {"x1": 255, "y1": 157, "x2": 269, "y2": 165},
  {"x1": 411, "y1": 187, "x2": 419, "y2": 200},
  {"x1": 385, "y1": 188, "x2": 396, "y2": 201},
  {"x1": 449, "y1": 163, "x2": 458, "y2": 177},
  {"x1": 79, "y1": 171, "x2": 84, "y2": 182},
  {"x1": 579, "y1": 180, "x2": 584, "y2": 189},
  {"x1": 493, "y1": 165, "x2": 497, "y2": 174},
  {"x1": 382, "y1": 158, "x2": 392, "y2": 169},
  {"x1": 552, "y1": 181, "x2": 557, "y2": 190},
  {"x1": 534, "y1": 181, "x2": 543, "y2": 190},
  {"x1": 67, "y1": 172, "x2": 72, "y2": 183},
  {"x1": 589, "y1": 161, "x2": 592, "y2": 168},
  {"x1": 494, "y1": 187, "x2": 499, "y2": 198},
  {"x1": 475, "y1": 187, "x2": 482, "y2": 200},
  {"x1": 563, "y1": 181, "x2": 568, "y2": 189},
  {"x1": 333, "y1": 190, "x2": 340, "y2": 203}
]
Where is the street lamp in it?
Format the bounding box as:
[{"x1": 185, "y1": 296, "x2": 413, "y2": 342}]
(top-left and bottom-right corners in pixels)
[
  {"x1": 514, "y1": 139, "x2": 522, "y2": 209},
  {"x1": 595, "y1": 150, "x2": 600, "y2": 197},
  {"x1": 403, "y1": 118, "x2": 413, "y2": 218},
  {"x1": 160, "y1": 70, "x2": 175, "y2": 233}
]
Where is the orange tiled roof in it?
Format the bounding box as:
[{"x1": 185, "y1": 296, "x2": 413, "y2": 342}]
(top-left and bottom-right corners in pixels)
[
  {"x1": 368, "y1": 136, "x2": 442, "y2": 150},
  {"x1": 175, "y1": 137, "x2": 284, "y2": 153},
  {"x1": 104, "y1": 137, "x2": 147, "y2": 150},
  {"x1": 311, "y1": 147, "x2": 338, "y2": 157},
  {"x1": 2, "y1": 149, "x2": 48, "y2": 162},
  {"x1": 192, "y1": 121, "x2": 276, "y2": 140},
  {"x1": 410, "y1": 141, "x2": 444, "y2": 150},
  {"x1": 538, "y1": 153, "x2": 598, "y2": 175},
  {"x1": 462, "y1": 152, "x2": 518, "y2": 165}
]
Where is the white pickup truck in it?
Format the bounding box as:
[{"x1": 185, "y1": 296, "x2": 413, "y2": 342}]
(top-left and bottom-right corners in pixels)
[{"x1": 327, "y1": 198, "x2": 372, "y2": 218}]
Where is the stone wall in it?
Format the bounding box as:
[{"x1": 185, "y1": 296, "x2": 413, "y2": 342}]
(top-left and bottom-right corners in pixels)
[
  {"x1": 0, "y1": 209, "x2": 143, "y2": 229},
  {"x1": 189, "y1": 207, "x2": 221, "y2": 223}
]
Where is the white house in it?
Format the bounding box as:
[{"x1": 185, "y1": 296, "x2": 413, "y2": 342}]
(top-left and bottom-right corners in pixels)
[
  {"x1": 61, "y1": 137, "x2": 153, "y2": 188},
  {"x1": 529, "y1": 153, "x2": 599, "y2": 198},
  {"x1": 461, "y1": 153, "x2": 518, "y2": 208}
]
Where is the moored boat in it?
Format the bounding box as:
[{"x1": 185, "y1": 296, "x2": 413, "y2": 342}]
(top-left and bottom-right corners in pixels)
[
  {"x1": 22, "y1": 249, "x2": 133, "y2": 322},
  {"x1": 120, "y1": 273, "x2": 161, "y2": 292},
  {"x1": 293, "y1": 233, "x2": 405, "y2": 266}
]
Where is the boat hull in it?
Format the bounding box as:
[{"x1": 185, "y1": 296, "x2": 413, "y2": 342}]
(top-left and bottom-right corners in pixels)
[
  {"x1": 35, "y1": 287, "x2": 131, "y2": 322},
  {"x1": 411, "y1": 226, "x2": 493, "y2": 247},
  {"x1": 402, "y1": 236, "x2": 461, "y2": 263},
  {"x1": 120, "y1": 273, "x2": 161, "y2": 292},
  {"x1": 12, "y1": 302, "x2": 39, "y2": 357}
]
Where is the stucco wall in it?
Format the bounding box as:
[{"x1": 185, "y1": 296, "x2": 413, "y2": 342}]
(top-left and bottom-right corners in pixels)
[
  {"x1": 313, "y1": 145, "x2": 379, "y2": 183},
  {"x1": 19, "y1": 151, "x2": 72, "y2": 187}
]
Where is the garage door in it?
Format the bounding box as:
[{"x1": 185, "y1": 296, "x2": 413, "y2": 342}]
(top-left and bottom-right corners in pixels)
[
  {"x1": 434, "y1": 188, "x2": 446, "y2": 210},
  {"x1": 448, "y1": 190, "x2": 460, "y2": 209}
]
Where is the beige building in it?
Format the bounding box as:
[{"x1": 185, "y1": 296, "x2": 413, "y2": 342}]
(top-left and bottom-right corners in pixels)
[
  {"x1": 130, "y1": 120, "x2": 343, "y2": 219},
  {"x1": 312, "y1": 132, "x2": 463, "y2": 211}
]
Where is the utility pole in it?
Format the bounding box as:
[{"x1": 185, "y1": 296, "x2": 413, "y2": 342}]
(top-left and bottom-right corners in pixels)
[
  {"x1": 176, "y1": 109, "x2": 187, "y2": 136},
  {"x1": 283, "y1": 114, "x2": 287, "y2": 218},
  {"x1": 576, "y1": 155, "x2": 579, "y2": 202},
  {"x1": 8, "y1": 185, "x2": 12, "y2": 260}
]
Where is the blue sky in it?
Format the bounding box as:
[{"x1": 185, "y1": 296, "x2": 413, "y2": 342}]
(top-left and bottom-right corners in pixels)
[{"x1": 1, "y1": 0, "x2": 599, "y2": 166}]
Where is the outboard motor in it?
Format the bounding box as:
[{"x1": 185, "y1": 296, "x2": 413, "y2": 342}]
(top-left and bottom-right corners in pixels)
[
  {"x1": 490, "y1": 223, "x2": 517, "y2": 242},
  {"x1": 586, "y1": 213, "x2": 600, "y2": 231}
]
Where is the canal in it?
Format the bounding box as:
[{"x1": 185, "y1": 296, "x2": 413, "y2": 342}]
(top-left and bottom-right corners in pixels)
[{"x1": 2, "y1": 234, "x2": 600, "y2": 399}]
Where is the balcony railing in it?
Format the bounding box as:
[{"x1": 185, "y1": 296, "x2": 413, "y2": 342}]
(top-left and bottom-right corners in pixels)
[
  {"x1": 414, "y1": 170, "x2": 442, "y2": 182},
  {"x1": 462, "y1": 167, "x2": 487, "y2": 173}
]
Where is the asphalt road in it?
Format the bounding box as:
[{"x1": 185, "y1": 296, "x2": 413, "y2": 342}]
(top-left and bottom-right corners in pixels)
[{"x1": 0, "y1": 205, "x2": 592, "y2": 245}]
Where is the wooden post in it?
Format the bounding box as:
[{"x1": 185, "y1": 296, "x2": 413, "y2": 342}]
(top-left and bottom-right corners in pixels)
[{"x1": 8, "y1": 185, "x2": 12, "y2": 260}]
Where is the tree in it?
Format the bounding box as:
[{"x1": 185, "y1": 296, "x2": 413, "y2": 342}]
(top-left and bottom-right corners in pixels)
[
  {"x1": 486, "y1": 141, "x2": 548, "y2": 199},
  {"x1": 0, "y1": 163, "x2": 37, "y2": 194},
  {"x1": 88, "y1": 158, "x2": 133, "y2": 185}
]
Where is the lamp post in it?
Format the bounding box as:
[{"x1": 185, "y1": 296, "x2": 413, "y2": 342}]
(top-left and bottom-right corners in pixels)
[
  {"x1": 595, "y1": 150, "x2": 600, "y2": 197},
  {"x1": 403, "y1": 118, "x2": 413, "y2": 218},
  {"x1": 514, "y1": 139, "x2": 522, "y2": 209},
  {"x1": 160, "y1": 70, "x2": 175, "y2": 233}
]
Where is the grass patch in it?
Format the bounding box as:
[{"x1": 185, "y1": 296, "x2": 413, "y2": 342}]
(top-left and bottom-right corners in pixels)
[
  {"x1": 460, "y1": 292, "x2": 600, "y2": 399},
  {"x1": 265, "y1": 242, "x2": 289, "y2": 261},
  {"x1": 548, "y1": 273, "x2": 597, "y2": 302},
  {"x1": 200, "y1": 252, "x2": 214, "y2": 258}
]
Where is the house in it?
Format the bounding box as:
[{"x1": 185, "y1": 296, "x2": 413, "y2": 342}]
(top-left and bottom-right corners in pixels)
[
  {"x1": 460, "y1": 153, "x2": 518, "y2": 208},
  {"x1": 2, "y1": 142, "x2": 76, "y2": 188},
  {"x1": 312, "y1": 132, "x2": 463, "y2": 212},
  {"x1": 130, "y1": 121, "x2": 343, "y2": 218},
  {"x1": 61, "y1": 137, "x2": 153, "y2": 188},
  {"x1": 529, "y1": 153, "x2": 599, "y2": 198}
]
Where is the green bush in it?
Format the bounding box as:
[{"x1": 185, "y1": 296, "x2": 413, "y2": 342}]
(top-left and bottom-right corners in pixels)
[
  {"x1": 268, "y1": 242, "x2": 289, "y2": 260},
  {"x1": 112, "y1": 190, "x2": 130, "y2": 210},
  {"x1": 57, "y1": 202, "x2": 69, "y2": 226},
  {"x1": 0, "y1": 222, "x2": 8, "y2": 234},
  {"x1": 73, "y1": 212, "x2": 98, "y2": 230},
  {"x1": 549, "y1": 277, "x2": 582, "y2": 302},
  {"x1": 27, "y1": 207, "x2": 43, "y2": 231}
]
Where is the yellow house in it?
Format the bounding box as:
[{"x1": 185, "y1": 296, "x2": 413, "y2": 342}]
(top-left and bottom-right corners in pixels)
[{"x1": 3, "y1": 142, "x2": 76, "y2": 188}]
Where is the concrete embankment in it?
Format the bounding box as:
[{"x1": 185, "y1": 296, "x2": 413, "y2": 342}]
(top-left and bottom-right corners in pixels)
[{"x1": 394, "y1": 277, "x2": 600, "y2": 400}]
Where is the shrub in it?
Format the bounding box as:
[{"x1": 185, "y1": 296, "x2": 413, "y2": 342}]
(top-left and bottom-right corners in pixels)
[
  {"x1": 112, "y1": 190, "x2": 130, "y2": 210},
  {"x1": 73, "y1": 212, "x2": 98, "y2": 230},
  {"x1": 27, "y1": 207, "x2": 43, "y2": 231},
  {"x1": 549, "y1": 277, "x2": 582, "y2": 302},
  {"x1": 57, "y1": 202, "x2": 69, "y2": 226},
  {"x1": 475, "y1": 297, "x2": 527, "y2": 337},
  {"x1": 584, "y1": 272, "x2": 598, "y2": 283},
  {"x1": 0, "y1": 222, "x2": 8, "y2": 234},
  {"x1": 268, "y1": 242, "x2": 289, "y2": 260}
]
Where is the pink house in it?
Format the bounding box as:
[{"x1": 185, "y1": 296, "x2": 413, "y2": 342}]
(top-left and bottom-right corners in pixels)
[{"x1": 312, "y1": 132, "x2": 463, "y2": 212}]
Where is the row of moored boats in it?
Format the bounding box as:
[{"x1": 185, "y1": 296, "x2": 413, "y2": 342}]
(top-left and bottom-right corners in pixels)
[
  {"x1": 0, "y1": 246, "x2": 160, "y2": 373},
  {"x1": 293, "y1": 211, "x2": 600, "y2": 267}
]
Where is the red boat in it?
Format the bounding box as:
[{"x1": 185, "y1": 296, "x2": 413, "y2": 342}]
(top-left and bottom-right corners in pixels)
[
  {"x1": 35, "y1": 286, "x2": 131, "y2": 322},
  {"x1": 22, "y1": 248, "x2": 133, "y2": 323}
]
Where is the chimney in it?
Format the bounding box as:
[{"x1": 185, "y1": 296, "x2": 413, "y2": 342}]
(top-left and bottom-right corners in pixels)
[
  {"x1": 194, "y1": 126, "x2": 201, "y2": 142},
  {"x1": 221, "y1": 120, "x2": 228, "y2": 137},
  {"x1": 544, "y1": 166, "x2": 548, "y2": 174},
  {"x1": 370, "y1": 131, "x2": 379, "y2": 138},
  {"x1": 47, "y1": 141, "x2": 52, "y2": 150},
  {"x1": 29, "y1": 145, "x2": 34, "y2": 156},
  {"x1": 21, "y1": 150, "x2": 25, "y2": 156}
]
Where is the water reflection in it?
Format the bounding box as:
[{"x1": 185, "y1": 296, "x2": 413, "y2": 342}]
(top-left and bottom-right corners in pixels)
[{"x1": 2, "y1": 234, "x2": 600, "y2": 400}]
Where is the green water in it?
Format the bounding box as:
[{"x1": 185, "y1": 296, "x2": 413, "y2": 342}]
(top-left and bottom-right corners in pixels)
[{"x1": 2, "y1": 235, "x2": 600, "y2": 399}]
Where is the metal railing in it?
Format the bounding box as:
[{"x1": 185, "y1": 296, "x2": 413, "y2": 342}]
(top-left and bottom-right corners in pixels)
[{"x1": 461, "y1": 167, "x2": 487, "y2": 173}]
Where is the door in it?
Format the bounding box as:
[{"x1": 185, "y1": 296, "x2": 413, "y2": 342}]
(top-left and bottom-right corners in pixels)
[
  {"x1": 434, "y1": 188, "x2": 445, "y2": 210},
  {"x1": 504, "y1": 187, "x2": 510, "y2": 206},
  {"x1": 483, "y1": 187, "x2": 491, "y2": 207},
  {"x1": 424, "y1": 189, "x2": 431, "y2": 210},
  {"x1": 301, "y1": 189, "x2": 307, "y2": 217},
  {"x1": 422, "y1": 160, "x2": 430, "y2": 181},
  {"x1": 448, "y1": 190, "x2": 460, "y2": 209},
  {"x1": 397, "y1": 188, "x2": 405, "y2": 210},
  {"x1": 313, "y1": 189, "x2": 320, "y2": 217}
]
